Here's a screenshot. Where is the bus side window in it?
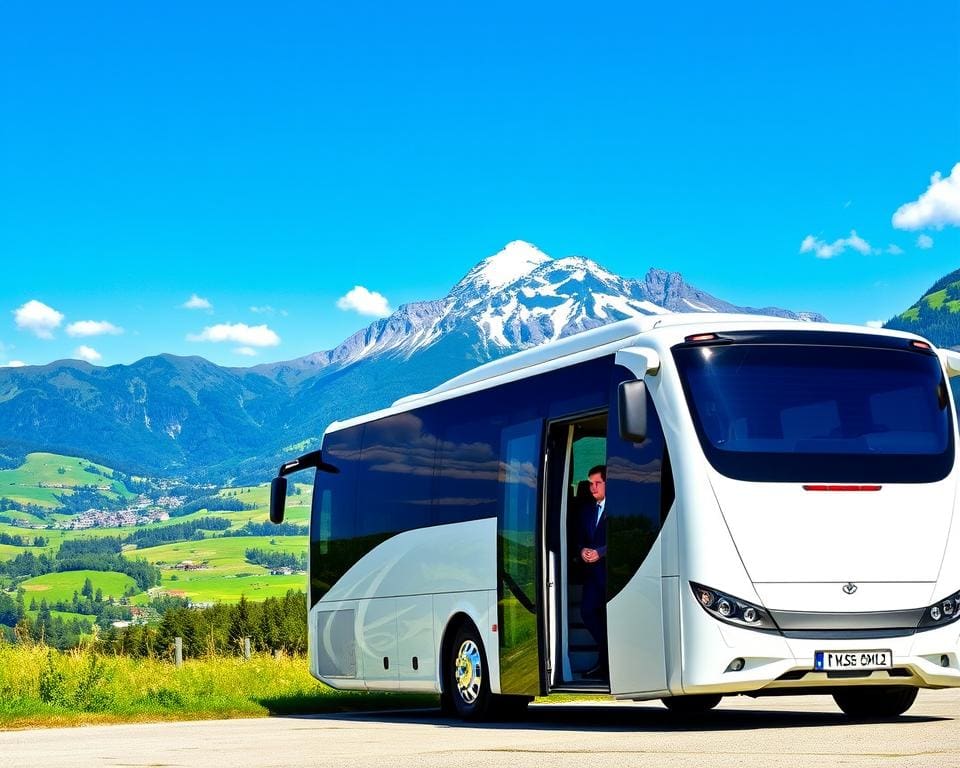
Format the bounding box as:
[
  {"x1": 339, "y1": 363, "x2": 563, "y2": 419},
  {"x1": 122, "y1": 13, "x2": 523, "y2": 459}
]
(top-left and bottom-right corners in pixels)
[
  {"x1": 432, "y1": 399, "x2": 501, "y2": 526},
  {"x1": 356, "y1": 413, "x2": 435, "y2": 536}
]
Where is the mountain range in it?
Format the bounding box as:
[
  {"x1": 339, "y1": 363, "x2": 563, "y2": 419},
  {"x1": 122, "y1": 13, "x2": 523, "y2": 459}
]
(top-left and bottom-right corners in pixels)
[{"x1": 0, "y1": 241, "x2": 826, "y2": 482}]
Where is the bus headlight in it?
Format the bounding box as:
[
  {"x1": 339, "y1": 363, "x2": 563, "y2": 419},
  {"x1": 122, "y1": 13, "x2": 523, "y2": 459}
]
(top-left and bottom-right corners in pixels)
[
  {"x1": 690, "y1": 582, "x2": 779, "y2": 633},
  {"x1": 917, "y1": 589, "x2": 960, "y2": 631}
]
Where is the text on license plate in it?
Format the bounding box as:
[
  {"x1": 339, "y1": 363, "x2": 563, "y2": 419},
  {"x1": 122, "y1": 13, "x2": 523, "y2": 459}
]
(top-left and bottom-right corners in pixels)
[{"x1": 814, "y1": 650, "x2": 893, "y2": 671}]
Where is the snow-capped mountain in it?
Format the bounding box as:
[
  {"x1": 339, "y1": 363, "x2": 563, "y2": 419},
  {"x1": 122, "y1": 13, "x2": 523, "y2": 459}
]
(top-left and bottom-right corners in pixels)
[
  {"x1": 0, "y1": 241, "x2": 826, "y2": 482},
  {"x1": 258, "y1": 240, "x2": 825, "y2": 380}
]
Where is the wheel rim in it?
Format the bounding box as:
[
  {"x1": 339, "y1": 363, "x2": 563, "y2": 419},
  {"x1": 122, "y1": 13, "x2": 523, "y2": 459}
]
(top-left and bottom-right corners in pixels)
[{"x1": 454, "y1": 639, "x2": 483, "y2": 704}]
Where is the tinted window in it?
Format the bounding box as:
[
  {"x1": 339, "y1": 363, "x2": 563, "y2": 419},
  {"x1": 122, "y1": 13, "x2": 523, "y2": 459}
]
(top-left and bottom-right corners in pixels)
[
  {"x1": 432, "y1": 393, "x2": 502, "y2": 526},
  {"x1": 673, "y1": 343, "x2": 953, "y2": 483},
  {"x1": 310, "y1": 425, "x2": 363, "y2": 605},
  {"x1": 356, "y1": 412, "x2": 437, "y2": 536}
]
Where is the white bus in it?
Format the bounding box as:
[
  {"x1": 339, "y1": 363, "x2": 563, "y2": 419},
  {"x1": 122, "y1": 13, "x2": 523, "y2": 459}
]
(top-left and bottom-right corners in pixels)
[{"x1": 270, "y1": 313, "x2": 960, "y2": 720}]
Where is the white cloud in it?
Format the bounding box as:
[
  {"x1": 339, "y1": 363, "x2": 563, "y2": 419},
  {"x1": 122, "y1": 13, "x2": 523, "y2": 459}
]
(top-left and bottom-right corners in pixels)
[
  {"x1": 892, "y1": 163, "x2": 960, "y2": 230},
  {"x1": 886, "y1": 244, "x2": 904, "y2": 255},
  {"x1": 74, "y1": 345, "x2": 102, "y2": 363},
  {"x1": 187, "y1": 323, "x2": 280, "y2": 347},
  {"x1": 2, "y1": 360, "x2": 27, "y2": 368},
  {"x1": 234, "y1": 346, "x2": 258, "y2": 356},
  {"x1": 336, "y1": 286, "x2": 392, "y2": 317},
  {"x1": 66, "y1": 320, "x2": 123, "y2": 337},
  {"x1": 865, "y1": 320, "x2": 884, "y2": 328},
  {"x1": 917, "y1": 234, "x2": 934, "y2": 250},
  {"x1": 250, "y1": 305, "x2": 287, "y2": 316},
  {"x1": 799, "y1": 230, "x2": 875, "y2": 259},
  {"x1": 13, "y1": 300, "x2": 64, "y2": 339},
  {"x1": 182, "y1": 294, "x2": 213, "y2": 311}
]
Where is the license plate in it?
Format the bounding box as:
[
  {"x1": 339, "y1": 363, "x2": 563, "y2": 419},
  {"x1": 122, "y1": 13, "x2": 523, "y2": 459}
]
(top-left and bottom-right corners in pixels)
[{"x1": 814, "y1": 649, "x2": 893, "y2": 671}]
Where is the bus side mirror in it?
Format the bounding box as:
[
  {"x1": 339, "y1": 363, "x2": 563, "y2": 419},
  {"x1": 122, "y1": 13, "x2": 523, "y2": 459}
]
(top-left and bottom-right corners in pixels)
[
  {"x1": 619, "y1": 380, "x2": 648, "y2": 443},
  {"x1": 270, "y1": 477, "x2": 288, "y2": 524}
]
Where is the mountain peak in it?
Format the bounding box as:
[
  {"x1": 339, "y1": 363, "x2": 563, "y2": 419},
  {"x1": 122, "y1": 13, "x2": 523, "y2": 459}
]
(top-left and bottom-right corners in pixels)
[{"x1": 453, "y1": 240, "x2": 552, "y2": 294}]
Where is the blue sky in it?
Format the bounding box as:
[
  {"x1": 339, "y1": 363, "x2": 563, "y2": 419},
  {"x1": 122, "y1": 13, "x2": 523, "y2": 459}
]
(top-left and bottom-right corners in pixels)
[{"x1": 1, "y1": 2, "x2": 958, "y2": 367}]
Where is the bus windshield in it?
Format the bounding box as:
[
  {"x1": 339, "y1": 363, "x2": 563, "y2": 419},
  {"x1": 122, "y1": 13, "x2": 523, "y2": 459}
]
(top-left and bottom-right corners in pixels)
[{"x1": 672, "y1": 342, "x2": 954, "y2": 483}]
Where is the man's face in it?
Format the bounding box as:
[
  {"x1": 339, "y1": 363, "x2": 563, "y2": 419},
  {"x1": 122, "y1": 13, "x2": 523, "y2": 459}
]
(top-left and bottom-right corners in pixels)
[{"x1": 588, "y1": 473, "x2": 605, "y2": 502}]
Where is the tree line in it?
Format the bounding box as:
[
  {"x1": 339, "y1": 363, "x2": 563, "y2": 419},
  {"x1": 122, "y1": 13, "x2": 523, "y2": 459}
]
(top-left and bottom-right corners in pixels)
[
  {"x1": 123, "y1": 517, "x2": 232, "y2": 548},
  {"x1": 0, "y1": 538, "x2": 160, "y2": 591},
  {"x1": 222, "y1": 521, "x2": 307, "y2": 537},
  {"x1": 102, "y1": 591, "x2": 308, "y2": 658},
  {"x1": 171, "y1": 495, "x2": 257, "y2": 518},
  {"x1": 244, "y1": 548, "x2": 306, "y2": 570},
  {"x1": 0, "y1": 590, "x2": 114, "y2": 650},
  {"x1": 0, "y1": 532, "x2": 46, "y2": 547}
]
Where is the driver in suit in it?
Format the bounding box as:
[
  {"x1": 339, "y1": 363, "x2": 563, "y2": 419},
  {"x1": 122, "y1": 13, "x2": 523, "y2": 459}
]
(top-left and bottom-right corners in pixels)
[{"x1": 579, "y1": 464, "x2": 607, "y2": 678}]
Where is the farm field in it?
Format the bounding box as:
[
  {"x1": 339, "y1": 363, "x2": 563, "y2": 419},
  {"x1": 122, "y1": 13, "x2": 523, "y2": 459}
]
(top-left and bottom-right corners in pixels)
[
  {"x1": 19, "y1": 570, "x2": 138, "y2": 604},
  {"x1": 134, "y1": 535, "x2": 306, "y2": 602},
  {"x1": 0, "y1": 453, "x2": 132, "y2": 507},
  {"x1": 157, "y1": 496, "x2": 310, "y2": 530},
  {"x1": 0, "y1": 543, "x2": 28, "y2": 562},
  {"x1": 134, "y1": 535, "x2": 306, "y2": 566},
  {"x1": 156, "y1": 571, "x2": 304, "y2": 602}
]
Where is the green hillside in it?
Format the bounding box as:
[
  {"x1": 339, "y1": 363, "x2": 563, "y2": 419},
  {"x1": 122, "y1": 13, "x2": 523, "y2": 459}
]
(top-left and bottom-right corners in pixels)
[
  {"x1": 21, "y1": 570, "x2": 138, "y2": 604},
  {"x1": 885, "y1": 268, "x2": 960, "y2": 347},
  {"x1": 0, "y1": 452, "x2": 133, "y2": 508}
]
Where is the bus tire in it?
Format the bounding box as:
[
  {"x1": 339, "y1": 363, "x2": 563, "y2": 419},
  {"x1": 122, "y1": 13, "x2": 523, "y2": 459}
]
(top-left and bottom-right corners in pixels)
[
  {"x1": 661, "y1": 694, "x2": 723, "y2": 716},
  {"x1": 445, "y1": 622, "x2": 494, "y2": 720},
  {"x1": 833, "y1": 686, "x2": 918, "y2": 719}
]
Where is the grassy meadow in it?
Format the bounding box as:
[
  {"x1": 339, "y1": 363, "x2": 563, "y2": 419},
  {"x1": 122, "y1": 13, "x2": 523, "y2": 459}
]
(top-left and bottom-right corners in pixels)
[
  {"x1": 20, "y1": 571, "x2": 138, "y2": 604},
  {"x1": 0, "y1": 452, "x2": 132, "y2": 508},
  {"x1": 130, "y1": 534, "x2": 306, "y2": 602},
  {"x1": 0, "y1": 643, "x2": 436, "y2": 729},
  {"x1": 0, "y1": 543, "x2": 25, "y2": 562}
]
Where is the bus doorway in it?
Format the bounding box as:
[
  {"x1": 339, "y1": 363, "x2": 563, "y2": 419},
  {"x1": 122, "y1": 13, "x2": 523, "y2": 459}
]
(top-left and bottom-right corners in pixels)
[{"x1": 543, "y1": 413, "x2": 609, "y2": 691}]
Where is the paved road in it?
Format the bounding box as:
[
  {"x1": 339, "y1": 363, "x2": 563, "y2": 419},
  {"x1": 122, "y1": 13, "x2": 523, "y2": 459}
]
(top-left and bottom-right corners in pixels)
[{"x1": 5, "y1": 689, "x2": 960, "y2": 767}]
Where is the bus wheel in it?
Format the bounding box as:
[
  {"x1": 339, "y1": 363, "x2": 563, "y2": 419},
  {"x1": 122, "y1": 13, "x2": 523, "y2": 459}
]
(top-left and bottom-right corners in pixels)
[
  {"x1": 833, "y1": 687, "x2": 918, "y2": 719},
  {"x1": 661, "y1": 694, "x2": 723, "y2": 716},
  {"x1": 446, "y1": 623, "x2": 493, "y2": 720}
]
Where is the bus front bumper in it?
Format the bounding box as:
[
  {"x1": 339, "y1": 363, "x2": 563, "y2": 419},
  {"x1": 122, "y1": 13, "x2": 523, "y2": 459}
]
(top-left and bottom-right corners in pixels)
[{"x1": 677, "y1": 611, "x2": 960, "y2": 696}]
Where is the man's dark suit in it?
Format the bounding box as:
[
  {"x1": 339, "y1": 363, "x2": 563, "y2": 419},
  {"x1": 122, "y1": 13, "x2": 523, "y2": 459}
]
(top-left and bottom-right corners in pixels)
[{"x1": 579, "y1": 500, "x2": 607, "y2": 668}]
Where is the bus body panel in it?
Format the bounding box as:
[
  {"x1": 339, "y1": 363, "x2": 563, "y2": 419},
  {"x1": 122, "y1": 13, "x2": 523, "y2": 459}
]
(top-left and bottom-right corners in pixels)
[
  {"x1": 933, "y1": 495, "x2": 960, "y2": 606},
  {"x1": 607, "y1": 533, "x2": 668, "y2": 696},
  {"x1": 358, "y1": 596, "x2": 399, "y2": 690},
  {"x1": 753, "y1": 581, "x2": 936, "y2": 613},
  {"x1": 707, "y1": 472, "x2": 956, "y2": 585},
  {"x1": 307, "y1": 599, "x2": 367, "y2": 690},
  {"x1": 321, "y1": 518, "x2": 497, "y2": 604},
  {"x1": 397, "y1": 594, "x2": 437, "y2": 691}
]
